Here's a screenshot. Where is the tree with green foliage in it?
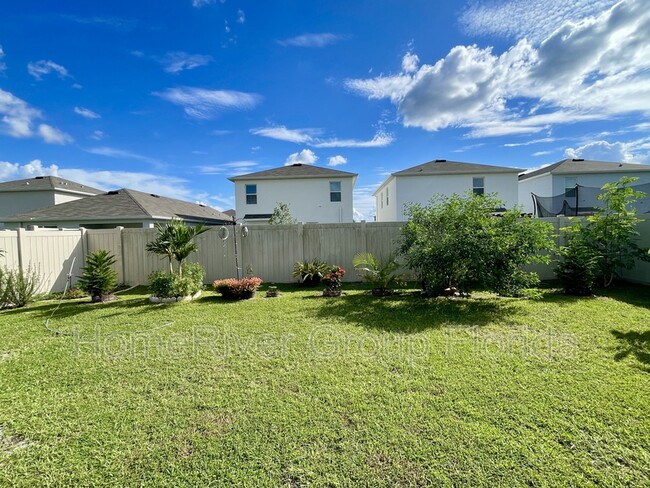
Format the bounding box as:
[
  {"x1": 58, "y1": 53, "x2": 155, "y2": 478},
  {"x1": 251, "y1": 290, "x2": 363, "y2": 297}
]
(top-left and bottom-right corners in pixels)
[
  {"x1": 77, "y1": 250, "x2": 118, "y2": 302},
  {"x1": 146, "y1": 218, "x2": 208, "y2": 277},
  {"x1": 555, "y1": 176, "x2": 649, "y2": 290},
  {"x1": 268, "y1": 202, "x2": 297, "y2": 225},
  {"x1": 400, "y1": 192, "x2": 554, "y2": 296}
]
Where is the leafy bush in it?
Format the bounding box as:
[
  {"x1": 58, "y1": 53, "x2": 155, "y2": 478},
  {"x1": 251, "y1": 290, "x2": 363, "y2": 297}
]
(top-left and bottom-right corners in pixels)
[
  {"x1": 352, "y1": 252, "x2": 404, "y2": 296},
  {"x1": 555, "y1": 225, "x2": 602, "y2": 296},
  {"x1": 77, "y1": 250, "x2": 118, "y2": 302},
  {"x1": 292, "y1": 260, "x2": 329, "y2": 286},
  {"x1": 213, "y1": 277, "x2": 263, "y2": 299},
  {"x1": 0, "y1": 265, "x2": 42, "y2": 309},
  {"x1": 556, "y1": 177, "x2": 649, "y2": 289},
  {"x1": 149, "y1": 262, "x2": 205, "y2": 299},
  {"x1": 400, "y1": 193, "x2": 554, "y2": 296},
  {"x1": 268, "y1": 202, "x2": 297, "y2": 224}
]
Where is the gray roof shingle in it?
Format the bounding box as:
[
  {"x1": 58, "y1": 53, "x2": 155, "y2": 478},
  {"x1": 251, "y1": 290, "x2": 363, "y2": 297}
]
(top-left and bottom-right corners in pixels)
[
  {"x1": 0, "y1": 176, "x2": 103, "y2": 195},
  {"x1": 4, "y1": 188, "x2": 232, "y2": 224},
  {"x1": 229, "y1": 163, "x2": 357, "y2": 181},
  {"x1": 393, "y1": 159, "x2": 523, "y2": 176},
  {"x1": 519, "y1": 159, "x2": 650, "y2": 180}
]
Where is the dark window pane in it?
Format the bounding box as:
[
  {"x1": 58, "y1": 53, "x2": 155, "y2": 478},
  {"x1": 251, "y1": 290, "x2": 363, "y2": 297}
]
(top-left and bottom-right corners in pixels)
[
  {"x1": 246, "y1": 194, "x2": 257, "y2": 204},
  {"x1": 330, "y1": 192, "x2": 341, "y2": 202}
]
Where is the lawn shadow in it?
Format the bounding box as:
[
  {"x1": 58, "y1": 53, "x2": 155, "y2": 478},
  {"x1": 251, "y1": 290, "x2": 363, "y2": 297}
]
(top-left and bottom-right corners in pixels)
[
  {"x1": 309, "y1": 292, "x2": 520, "y2": 333},
  {"x1": 601, "y1": 283, "x2": 650, "y2": 311},
  {"x1": 611, "y1": 329, "x2": 650, "y2": 372}
]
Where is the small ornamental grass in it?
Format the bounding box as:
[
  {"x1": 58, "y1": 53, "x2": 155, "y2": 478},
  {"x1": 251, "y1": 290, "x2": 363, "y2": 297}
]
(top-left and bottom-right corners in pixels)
[{"x1": 212, "y1": 277, "x2": 263, "y2": 299}]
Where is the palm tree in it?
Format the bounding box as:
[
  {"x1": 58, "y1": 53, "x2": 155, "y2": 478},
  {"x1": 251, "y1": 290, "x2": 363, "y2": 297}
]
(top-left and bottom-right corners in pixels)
[{"x1": 146, "y1": 218, "x2": 209, "y2": 276}]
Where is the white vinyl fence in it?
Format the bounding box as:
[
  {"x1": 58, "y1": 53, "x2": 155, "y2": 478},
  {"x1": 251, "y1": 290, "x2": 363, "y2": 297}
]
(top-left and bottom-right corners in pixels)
[{"x1": 1, "y1": 219, "x2": 649, "y2": 293}]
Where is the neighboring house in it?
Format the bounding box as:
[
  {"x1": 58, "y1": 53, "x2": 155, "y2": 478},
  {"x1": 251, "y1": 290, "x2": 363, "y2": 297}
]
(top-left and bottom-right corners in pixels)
[
  {"x1": 518, "y1": 158, "x2": 650, "y2": 216},
  {"x1": 0, "y1": 176, "x2": 103, "y2": 225},
  {"x1": 374, "y1": 159, "x2": 522, "y2": 222},
  {"x1": 2, "y1": 188, "x2": 232, "y2": 229},
  {"x1": 229, "y1": 163, "x2": 358, "y2": 223}
]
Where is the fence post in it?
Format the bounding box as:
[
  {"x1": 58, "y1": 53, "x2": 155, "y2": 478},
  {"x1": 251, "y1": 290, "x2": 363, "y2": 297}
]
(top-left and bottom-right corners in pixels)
[{"x1": 16, "y1": 227, "x2": 25, "y2": 275}]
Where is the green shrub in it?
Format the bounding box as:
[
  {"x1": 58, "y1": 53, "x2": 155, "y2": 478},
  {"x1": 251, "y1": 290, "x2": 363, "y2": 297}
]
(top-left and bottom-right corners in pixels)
[
  {"x1": 555, "y1": 223, "x2": 602, "y2": 296},
  {"x1": 148, "y1": 262, "x2": 205, "y2": 299},
  {"x1": 400, "y1": 193, "x2": 554, "y2": 296},
  {"x1": 352, "y1": 252, "x2": 405, "y2": 296},
  {"x1": 77, "y1": 250, "x2": 118, "y2": 302},
  {"x1": 0, "y1": 265, "x2": 42, "y2": 309},
  {"x1": 292, "y1": 260, "x2": 329, "y2": 286},
  {"x1": 556, "y1": 177, "x2": 649, "y2": 288},
  {"x1": 149, "y1": 271, "x2": 176, "y2": 298}
]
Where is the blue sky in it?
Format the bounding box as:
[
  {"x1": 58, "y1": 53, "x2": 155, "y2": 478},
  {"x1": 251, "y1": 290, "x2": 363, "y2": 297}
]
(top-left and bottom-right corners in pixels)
[{"x1": 1, "y1": 0, "x2": 649, "y2": 219}]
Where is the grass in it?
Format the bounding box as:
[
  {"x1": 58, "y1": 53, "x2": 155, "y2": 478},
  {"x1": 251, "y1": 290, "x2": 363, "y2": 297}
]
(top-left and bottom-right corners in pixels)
[{"x1": 0, "y1": 283, "x2": 649, "y2": 486}]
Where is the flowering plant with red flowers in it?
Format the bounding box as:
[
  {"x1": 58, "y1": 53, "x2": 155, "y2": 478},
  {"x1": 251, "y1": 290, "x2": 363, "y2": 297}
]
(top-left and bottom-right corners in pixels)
[{"x1": 321, "y1": 265, "x2": 345, "y2": 290}]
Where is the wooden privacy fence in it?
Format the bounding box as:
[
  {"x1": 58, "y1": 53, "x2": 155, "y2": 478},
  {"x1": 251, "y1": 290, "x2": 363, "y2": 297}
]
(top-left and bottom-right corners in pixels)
[{"x1": 1, "y1": 219, "x2": 649, "y2": 293}]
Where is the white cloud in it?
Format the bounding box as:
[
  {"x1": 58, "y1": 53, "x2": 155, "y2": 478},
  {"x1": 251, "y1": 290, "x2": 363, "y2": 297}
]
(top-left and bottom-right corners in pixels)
[
  {"x1": 503, "y1": 137, "x2": 558, "y2": 147},
  {"x1": 237, "y1": 9, "x2": 245, "y2": 23},
  {"x1": 0, "y1": 88, "x2": 42, "y2": 138},
  {"x1": 327, "y1": 155, "x2": 347, "y2": 167},
  {"x1": 192, "y1": 0, "x2": 215, "y2": 7},
  {"x1": 285, "y1": 149, "x2": 318, "y2": 166},
  {"x1": 197, "y1": 161, "x2": 259, "y2": 175},
  {"x1": 353, "y1": 183, "x2": 380, "y2": 221},
  {"x1": 62, "y1": 15, "x2": 137, "y2": 31},
  {"x1": 313, "y1": 131, "x2": 394, "y2": 148},
  {"x1": 0, "y1": 88, "x2": 72, "y2": 144},
  {"x1": 85, "y1": 146, "x2": 160, "y2": 165},
  {"x1": 347, "y1": 0, "x2": 650, "y2": 138},
  {"x1": 0, "y1": 159, "x2": 59, "y2": 181},
  {"x1": 153, "y1": 86, "x2": 261, "y2": 119},
  {"x1": 250, "y1": 126, "x2": 317, "y2": 144},
  {"x1": 532, "y1": 151, "x2": 553, "y2": 157},
  {"x1": 74, "y1": 106, "x2": 100, "y2": 119},
  {"x1": 565, "y1": 137, "x2": 650, "y2": 163},
  {"x1": 38, "y1": 124, "x2": 73, "y2": 144},
  {"x1": 159, "y1": 51, "x2": 213, "y2": 73},
  {"x1": 277, "y1": 33, "x2": 344, "y2": 48},
  {"x1": 401, "y1": 52, "x2": 419, "y2": 73},
  {"x1": 27, "y1": 60, "x2": 69, "y2": 80},
  {"x1": 460, "y1": 0, "x2": 618, "y2": 42},
  {"x1": 251, "y1": 125, "x2": 394, "y2": 148},
  {"x1": 0, "y1": 45, "x2": 6, "y2": 73},
  {"x1": 90, "y1": 130, "x2": 104, "y2": 140}
]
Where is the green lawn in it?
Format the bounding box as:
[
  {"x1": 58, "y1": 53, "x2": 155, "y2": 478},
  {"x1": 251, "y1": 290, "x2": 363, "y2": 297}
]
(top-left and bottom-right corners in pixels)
[{"x1": 1, "y1": 284, "x2": 649, "y2": 486}]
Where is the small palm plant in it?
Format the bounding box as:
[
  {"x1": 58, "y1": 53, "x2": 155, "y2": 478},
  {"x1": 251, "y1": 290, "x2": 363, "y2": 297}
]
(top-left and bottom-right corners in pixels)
[
  {"x1": 77, "y1": 250, "x2": 118, "y2": 302},
  {"x1": 352, "y1": 252, "x2": 405, "y2": 296},
  {"x1": 146, "y1": 218, "x2": 208, "y2": 276}
]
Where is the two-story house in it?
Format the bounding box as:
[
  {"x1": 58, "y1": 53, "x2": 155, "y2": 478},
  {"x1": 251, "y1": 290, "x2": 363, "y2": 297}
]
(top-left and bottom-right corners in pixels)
[
  {"x1": 374, "y1": 159, "x2": 522, "y2": 222},
  {"x1": 229, "y1": 164, "x2": 358, "y2": 223}
]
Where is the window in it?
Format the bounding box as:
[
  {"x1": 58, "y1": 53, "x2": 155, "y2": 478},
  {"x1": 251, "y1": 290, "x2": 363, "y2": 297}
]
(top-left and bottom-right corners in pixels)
[
  {"x1": 330, "y1": 181, "x2": 341, "y2": 202},
  {"x1": 472, "y1": 177, "x2": 485, "y2": 196},
  {"x1": 386, "y1": 187, "x2": 389, "y2": 206},
  {"x1": 380, "y1": 191, "x2": 384, "y2": 208},
  {"x1": 245, "y1": 184, "x2": 257, "y2": 204},
  {"x1": 565, "y1": 177, "x2": 577, "y2": 197}
]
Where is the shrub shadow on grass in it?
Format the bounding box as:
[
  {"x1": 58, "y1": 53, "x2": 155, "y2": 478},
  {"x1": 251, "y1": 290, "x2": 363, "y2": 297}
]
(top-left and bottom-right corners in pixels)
[
  {"x1": 611, "y1": 329, "x2": 650, "y2": 372},
  {"x1": 601, "y1": 283, "x2": 650, "y2": 311},
  {"x1": 309, "y1": 292, "x2": 519, "y2": 333}
]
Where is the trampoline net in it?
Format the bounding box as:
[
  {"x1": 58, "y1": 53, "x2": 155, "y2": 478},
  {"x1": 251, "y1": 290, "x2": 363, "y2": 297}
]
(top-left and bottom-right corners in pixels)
[{"x1": 531, "y1": 183, "x2": 650, "y2": 217}]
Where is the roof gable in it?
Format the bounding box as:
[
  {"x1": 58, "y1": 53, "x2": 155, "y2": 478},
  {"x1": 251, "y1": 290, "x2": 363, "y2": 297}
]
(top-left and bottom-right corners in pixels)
[
  {"x1": 229, "y1": 163, "x2": 357, "y2": 181},
  {"x1": 0, "y1": 176, "x2": 103, "y2": 195},
  {"x1": 393, "y1": 159, "x2": 523, "y2": 176},
  {"x1": 519, "y1": 159, "x2": 650, "y2": 180},
  {"x1": 4, "y1": 189, "x2": 232, "y2": 224}
]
